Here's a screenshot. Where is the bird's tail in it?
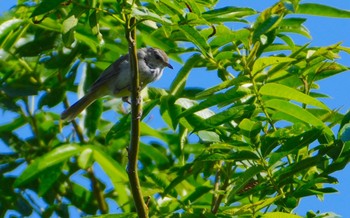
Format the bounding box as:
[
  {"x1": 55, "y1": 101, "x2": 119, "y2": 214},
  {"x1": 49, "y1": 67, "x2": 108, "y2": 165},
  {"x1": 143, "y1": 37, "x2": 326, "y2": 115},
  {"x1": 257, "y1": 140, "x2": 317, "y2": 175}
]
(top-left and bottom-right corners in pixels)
[{"x1": 61, "y1": 91, "x2": 100, "y2": 121}]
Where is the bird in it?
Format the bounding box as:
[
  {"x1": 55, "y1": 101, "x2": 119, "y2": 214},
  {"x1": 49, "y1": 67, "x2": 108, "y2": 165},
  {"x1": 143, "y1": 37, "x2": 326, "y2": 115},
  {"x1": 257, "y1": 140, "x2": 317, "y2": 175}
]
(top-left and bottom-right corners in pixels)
[{"x1": 61, "y1": 47, "x2": 173, "y2": 121}]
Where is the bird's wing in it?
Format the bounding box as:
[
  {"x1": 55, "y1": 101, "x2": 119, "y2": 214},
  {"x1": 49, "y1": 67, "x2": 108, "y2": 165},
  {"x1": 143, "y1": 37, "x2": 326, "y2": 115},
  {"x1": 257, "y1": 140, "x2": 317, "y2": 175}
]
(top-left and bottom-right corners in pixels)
[{"x1": 88, "y1": 54, "x2": 129, "y2": 93}]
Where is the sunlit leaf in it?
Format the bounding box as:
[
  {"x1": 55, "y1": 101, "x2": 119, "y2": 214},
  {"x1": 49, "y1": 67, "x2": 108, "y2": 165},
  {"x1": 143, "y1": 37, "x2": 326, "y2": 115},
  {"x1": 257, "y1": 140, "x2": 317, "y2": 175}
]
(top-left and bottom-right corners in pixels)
[
  {"x1": 160, "y1": 95, "x2": 182, "y2": 130},
  {"x1": 133, "y1": 7, "x2": 172, "y2": 24},
  {"x1": 178, "y1": 25, "x2": 211, "y2": 57},
  {"x1": 222, "y1": 196, "x2": 282, "y2": 215},
  {"x1": 260, "y1": 83, "x2": 329, "y2": 110},
  {"x1": 78, "y1": 148, "x2": 94, "y2": 170},
  {"x1": 201, "y1": 104, "x2": 256, "y2": 130},
  {"x1": 276, "y1": 156, "x2": 325, "y2": 184},
  {"x1": 180, "y1": 86, "x2": 251, "y2": 118},
  {"x1": 89, "y1": 10, "x2": 100, "y2": 35},
  {"x1": 253, "y1": 15, "x2": 283, "y2": 41},
  {"x1": 14, "y1": 144, "x2": 81, "y2": 187},
  {"x1": 297, "y1": 3, "x2": 350, "y2": 18},
  {"x1": 262, "y1": 212, "x2": 302, "y2": 218},
  {"x1": 265, "y1": 99, "x2": 333, "y2": 135},
  {"x1": 195, "y1": 76, "x2": 250, "y2": 99},
  {"x1": 252, "y1": 57, "x2": 295, "y2": 75},
  {"x1": 202, "y1": 6, "x2": 256, "y2": 22}
]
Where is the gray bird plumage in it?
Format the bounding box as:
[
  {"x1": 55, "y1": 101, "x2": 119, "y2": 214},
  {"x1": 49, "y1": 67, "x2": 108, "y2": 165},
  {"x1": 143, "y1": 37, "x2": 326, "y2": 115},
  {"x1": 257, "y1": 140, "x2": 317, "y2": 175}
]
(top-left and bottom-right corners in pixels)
[{"x1": 61, "y1": 48, "x2": 172, "y2": 121}]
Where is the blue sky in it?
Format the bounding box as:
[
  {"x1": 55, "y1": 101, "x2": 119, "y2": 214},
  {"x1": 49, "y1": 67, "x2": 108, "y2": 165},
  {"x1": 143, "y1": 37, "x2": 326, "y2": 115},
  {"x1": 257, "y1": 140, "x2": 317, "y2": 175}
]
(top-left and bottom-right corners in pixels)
[{"x1": 1, "y1": 0, "x2": 350, "y2": 217}]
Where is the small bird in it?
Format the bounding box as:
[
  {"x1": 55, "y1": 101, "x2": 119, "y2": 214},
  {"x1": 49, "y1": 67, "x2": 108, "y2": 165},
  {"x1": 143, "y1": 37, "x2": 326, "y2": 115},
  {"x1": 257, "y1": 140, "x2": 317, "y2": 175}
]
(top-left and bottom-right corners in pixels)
[{"x1": 61, "y1": 47, "x2": 173, "y2": 121}]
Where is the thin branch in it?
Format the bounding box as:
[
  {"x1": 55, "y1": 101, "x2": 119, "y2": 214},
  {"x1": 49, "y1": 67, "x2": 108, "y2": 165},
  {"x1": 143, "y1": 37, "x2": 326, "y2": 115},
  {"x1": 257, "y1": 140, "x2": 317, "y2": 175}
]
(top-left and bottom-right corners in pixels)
[
  {"x1": 88, "y1": 167, "x2": 108, "y2": 214},
  {"x1": 125, "y1": 16, "x2": 148, "y2": 217},
  {"x1": 63, "y1": 95, "x2": 86, "y2": 143},
  {"x1": 58, "y1": 70, "x2": 86, "y2": 143},
  {"x1": 211, "y1": 162, "x2": 222, "y2": 212},
  {"x1": 211, "y1": 162, "x2": 231, "y2": 214},
  {"x1": 23, "y1": 97, "x2": 43, "y2": 147}
]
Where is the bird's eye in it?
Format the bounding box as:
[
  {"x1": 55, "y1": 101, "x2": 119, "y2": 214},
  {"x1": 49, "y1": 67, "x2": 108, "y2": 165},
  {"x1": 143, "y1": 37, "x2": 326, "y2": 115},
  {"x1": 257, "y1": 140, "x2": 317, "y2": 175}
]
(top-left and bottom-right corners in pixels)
[{"x1": 155, "y1": 53, "x2": 162, "y2": 60}]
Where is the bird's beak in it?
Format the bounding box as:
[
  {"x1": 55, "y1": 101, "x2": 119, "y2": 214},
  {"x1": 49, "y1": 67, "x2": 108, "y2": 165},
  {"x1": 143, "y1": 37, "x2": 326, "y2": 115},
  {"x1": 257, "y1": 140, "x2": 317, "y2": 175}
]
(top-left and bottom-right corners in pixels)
[{"x1": 167, "y1": 63, "x2": 173, "y2": 69}]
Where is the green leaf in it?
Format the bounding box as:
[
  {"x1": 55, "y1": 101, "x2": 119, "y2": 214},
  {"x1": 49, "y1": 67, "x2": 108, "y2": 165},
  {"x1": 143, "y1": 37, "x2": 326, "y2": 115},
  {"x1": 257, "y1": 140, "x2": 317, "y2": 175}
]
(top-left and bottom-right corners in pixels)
[
  {"x1": 62, "y1": 6, "x2": 87, "y2": 47},
  {"x1": 2, "y1": 23, "x2": 28, "y2": 52},
  {"x1": 264, "y1": 99, "x2": 333, "y2": 135},
  {"x1": 89, "y1": 213, "x2": 138, "y2": 218},
  {"x1": 202, "y1": 6, "x2": 256, "y2": 22},
  {"x1": 140, "y1": 143, "x2": 170, "y2": 168},
  {"x1": 14, "y1": 144, "x2": 81, "y2": 187},
  {"x1": 262, "y1": 212, "x2": 302, "y2": 218},
  {"x1": 89, "y1": 10, "x2": 100, "y2": 35},
  {"x1": 90, "y1": 146, "x2": 128, "y2": 182},
  {"x1": 223, "y1": 195, "x2": 282, "y2": 215},
  {"x1": 197, "y1": 150, "x2": 259, "y2": 162},
  {"x1": 277, "y1": 18, "x2": 311, "y2": 38},
  {"x1": 85, "y1": 100, "x2": 103, "y2": 137},
  {"x1": 178, "y1": 25, "x2": 211, "y2": 57},
  {"x1": 314, "y1": 62, "x2": 349, "y2": 81},
  {"x1": 1, "y1": 81, "x2": 39, "y2": 97},
  {"x1": 35, "y1": 17, "x2": 62, "y2": 32},
  {"x1": 182, "y1": 186, "x2": 212, "y2": 205},
  {"x1": 201, "y1": 104, "x2": 256, "y2": 130},
  {"x1": 259, "y1": 83, "x2": 329, "y2": 110},
  {"x1": 180, "y1": 86, "x2": 251, "y2": 118},
  {"x1": 75, "y1": 31, "x2": 99, "y2": 53},
  {"x1": 69, "y1": 183, "x2": 95, "y2": 213},
  {"x1": 106, "y1": 114, "x2": 131, "y2": 143},
  {"x1": 276, "y1": 156, "x2": 324, "y2": 181},
  {"x1": 90, "y1": 146, "x2": 130, "y2": 211},
  {"x1": 157, "y1": 0, "x2": 184, "y2": 16},
  {"x1": 132, "y1": 7, "x2": 172, "y2": 24},
  {"x1": 239, "y1": 118, "x2": 262, "y2": 144},
  {"x1": 253, "y1": 15, "x2": 282, "y2": 41},
  {"x1": 198, "y1": 130, "x2": 220, "y2": 142},
  {"x1": 62, "y1": 14, "x2": 79, "y2": 35},
  {"x1": 163, "y1": 164, "x2": 193, "y2": 197},
  {"x1": 170, "y1": 54, "x2": 202, "y2": 96},
  {"x1": 252, "y1": 57, "x2": 295, "y2": 75},
  {"x1": 339, "y1": 123, "x2": 350, "y2": 142},
  {"x1": 195, "y1": 76, "x2": 250, "y2": 99},
  {"x1": 38, "y1": 85, "x2": 65, "y2": 108},
  {"x1": 0, "y1": 18, "x2": 23, "y2": 43},
  {"x1": 38, "y1": 163, "x2": 64, "y2": 196},
  {"x1": 297, "y1": 3, "x2": 350, "y2": 18},
  {"x1": 229, "y1": 165, "x2": 264, "y2": 195},
  {"x1": 0, "y1": 116, "x2": 26, "y2": 133},
  {"x1": 78, "y1": 148, "x2": 94, "y2": 170},
  {"x1": 160, "y1": 95, "x2": 182, "y2": 130},
  {"x1": 31, "y1": 0, "x2": 66, "y2": 17},
  {"x1": 140, "y1": 122, "x2": 164, "y2": 140}
]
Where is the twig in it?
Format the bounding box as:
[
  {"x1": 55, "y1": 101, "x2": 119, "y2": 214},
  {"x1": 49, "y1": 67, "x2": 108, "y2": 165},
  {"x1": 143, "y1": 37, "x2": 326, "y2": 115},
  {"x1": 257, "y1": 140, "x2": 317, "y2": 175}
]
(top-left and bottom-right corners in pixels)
[
  {"x1": 211, "y1": 162, "x2": 231, "y2": 214},
  {"x1": 63, "y1": 97, "x2": 86, "y2": 143},
  {"x1": 125, "y1": 16, "x2": 148, "y2": 217},
  {"x1": 88, "y1": 167, "x2": 108, "y2": 214}
]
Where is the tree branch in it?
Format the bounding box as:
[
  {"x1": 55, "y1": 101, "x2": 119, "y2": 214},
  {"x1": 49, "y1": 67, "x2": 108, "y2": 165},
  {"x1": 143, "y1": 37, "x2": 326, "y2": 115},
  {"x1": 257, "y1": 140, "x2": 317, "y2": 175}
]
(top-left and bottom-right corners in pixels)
[
  {"x1": 125, "y1": 16, "x2": 148, "y2": 217},
  {"x1": 88, "y1": 167, "x2": 108, "y2": 214}
]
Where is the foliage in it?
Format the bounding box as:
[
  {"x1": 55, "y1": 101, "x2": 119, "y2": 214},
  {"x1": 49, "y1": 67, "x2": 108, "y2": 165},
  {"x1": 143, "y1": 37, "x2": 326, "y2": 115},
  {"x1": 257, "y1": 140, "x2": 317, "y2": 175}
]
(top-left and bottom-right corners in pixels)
[{"x1": 1, "y1": 0, "x2": 350, "y2": 217}]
